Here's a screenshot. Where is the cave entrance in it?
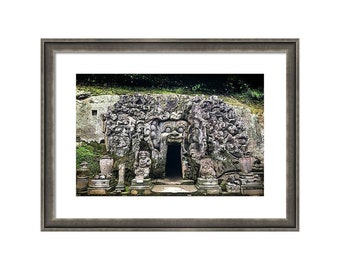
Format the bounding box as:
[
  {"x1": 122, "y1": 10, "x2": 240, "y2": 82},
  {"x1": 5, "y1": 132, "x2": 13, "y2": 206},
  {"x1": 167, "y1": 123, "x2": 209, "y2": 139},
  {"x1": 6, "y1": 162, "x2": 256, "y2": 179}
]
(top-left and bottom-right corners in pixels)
[{"x1": 165, "y1": 143, "x2": 182, "y2": 179}]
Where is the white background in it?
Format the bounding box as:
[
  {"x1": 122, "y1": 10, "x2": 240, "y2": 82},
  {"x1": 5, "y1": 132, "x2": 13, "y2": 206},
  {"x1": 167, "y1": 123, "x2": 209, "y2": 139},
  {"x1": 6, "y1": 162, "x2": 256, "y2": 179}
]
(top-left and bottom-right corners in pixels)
[{"x1": 0, "y1": 1, "x2": 338, "y2": 270}]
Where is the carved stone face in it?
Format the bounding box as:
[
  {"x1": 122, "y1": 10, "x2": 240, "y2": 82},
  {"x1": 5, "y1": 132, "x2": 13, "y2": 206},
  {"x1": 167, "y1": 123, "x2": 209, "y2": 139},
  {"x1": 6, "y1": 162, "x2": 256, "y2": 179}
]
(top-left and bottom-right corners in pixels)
[
  {"x1": 189, "y1": 148, "x2": 201, "y2": 159},
  {"x1": 160, "y1": 120, "x2": 187, "y2": 143},
  {"x1": 102, "y1": 94, "x2": 253, "y2": 180},
  {"x1": 138, "y1": 151, "x2": 150, "y2": 161}
]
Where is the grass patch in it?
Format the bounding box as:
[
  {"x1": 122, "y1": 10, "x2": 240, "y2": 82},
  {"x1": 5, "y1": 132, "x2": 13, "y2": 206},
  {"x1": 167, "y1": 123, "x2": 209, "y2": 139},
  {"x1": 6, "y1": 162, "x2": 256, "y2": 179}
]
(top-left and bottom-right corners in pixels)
[{"x1": 76, "y1": 85, "x2": 201, "y2": 96}]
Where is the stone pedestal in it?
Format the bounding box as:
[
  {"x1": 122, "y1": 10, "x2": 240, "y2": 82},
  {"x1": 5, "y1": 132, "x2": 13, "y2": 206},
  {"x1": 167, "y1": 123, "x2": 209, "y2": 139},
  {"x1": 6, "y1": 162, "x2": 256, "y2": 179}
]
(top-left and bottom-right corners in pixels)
[
  {"x1": 76, "y1": 162, "x2": 90, "y2": 195},
  {"x1": 87, "y1": 178, "x2": 112, "y2": 195},
  {"x1": 196, "y1": 177, "x2": 221, "y2": 195},
  {"x1": 241, "y1": 182, "x2": 264, "y2": 196},
  {"x1": 115, "y1": 163, "x2": 125, "y2": 192},
  {"x1": 239, "y1": 173, "x2": 257, "y2": 185},
  {"x1": 130, "y1": 178, "x2": 153, "y2": 195},
  {"x1": 87, "y1": 155, "x2": 114, "y2": 195},
  {"x1": 226, "y1": 182, "x2": 241, "y2": 194},
  {"x1": 239, "y1": 173, "x2": 264, "y2": 196},
  {"x1": 76, "y1": 176, "x2": 89, "y2": 195}
]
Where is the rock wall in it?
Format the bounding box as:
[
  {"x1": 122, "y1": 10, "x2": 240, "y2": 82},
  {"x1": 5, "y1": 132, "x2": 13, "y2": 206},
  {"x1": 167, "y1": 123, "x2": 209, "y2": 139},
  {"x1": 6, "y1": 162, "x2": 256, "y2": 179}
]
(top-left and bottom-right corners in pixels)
[
  {"x1": 76, "y1": 94, "x2": 264, "y2": 182},
  {"x1": 76, "y1": 95, "x2": 120, "y2": 142}
]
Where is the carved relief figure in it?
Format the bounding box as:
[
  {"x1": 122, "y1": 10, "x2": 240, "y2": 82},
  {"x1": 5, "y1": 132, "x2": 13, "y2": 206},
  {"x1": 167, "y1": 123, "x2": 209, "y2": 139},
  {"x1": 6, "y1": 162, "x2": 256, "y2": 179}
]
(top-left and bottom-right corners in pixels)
[
  {"x1": 101, "y1": 94, "x2": 253, "y2": 183},
  {"x1": 134, "y1": 151, "x2": 152, "y2": 179},
  {"x1": 199, "y1": 158, "x2": 216, "y2": 179},
  {"x1": 109, "y1": 125, "x2": 131, "y2": 157}
]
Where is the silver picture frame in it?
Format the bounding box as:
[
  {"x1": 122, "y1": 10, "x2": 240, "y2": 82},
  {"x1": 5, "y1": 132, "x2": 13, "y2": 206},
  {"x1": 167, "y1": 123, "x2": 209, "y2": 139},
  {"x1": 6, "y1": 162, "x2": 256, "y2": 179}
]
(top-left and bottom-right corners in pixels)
[{"x1": 41, "y1": 39, "x2": 299, "y2": 231}]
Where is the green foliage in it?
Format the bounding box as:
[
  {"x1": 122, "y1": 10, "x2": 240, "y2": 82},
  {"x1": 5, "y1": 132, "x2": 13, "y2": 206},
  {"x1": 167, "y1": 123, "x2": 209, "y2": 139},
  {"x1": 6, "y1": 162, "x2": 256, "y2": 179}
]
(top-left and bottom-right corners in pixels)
[
  {"x1": 246, "y1": 88, "x2": 264, "y2": 101},
  {"x1": 77, "y1": 85, "x2": 199, "y2": 96},
  {"x1": 76, "y1": 74, "x2": 263, "y2": 97},
  {"x1": 76, "y1": 142, "x2": 107, "y2": 177},
  {"x1": 76, "y1": 74, "x2": 264, "y2": 118},
  {"x1": 220, "y1": 180, "x2": 227, "y2": 192},
  {"x1": 191, "y1": 83, "x2": 202, "y2": 91}
]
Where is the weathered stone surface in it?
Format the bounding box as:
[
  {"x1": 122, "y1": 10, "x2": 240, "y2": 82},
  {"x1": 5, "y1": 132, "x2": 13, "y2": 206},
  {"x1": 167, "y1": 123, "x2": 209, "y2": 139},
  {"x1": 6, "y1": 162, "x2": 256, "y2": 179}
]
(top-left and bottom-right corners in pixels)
[
  {"x1": 76, "y1": 90, "x2": 92, "y2": 100},
  {"x1": 199, "y1": 158, "x2": 216, "y2": 179},
  {"x1": 234, "y1": 107, "x2": 264, "y2": 163},
  {"x1": 77, "y1": 161, "x2": 90, "y2": 178},
  {"x1": 99, "y1": 155, "x2": 113, "y2": 176},
  {"x1": 239, "y1": 156, "x2": 254, "y2": 174},
  {"x1": 77, "y1": 93, "x2": 264, "y2": 195},
  {"x1": 196, "y1": 177, "x2": 222, "y2": 195},
  {"x1": 115, "y1": 163, "x2": 125, "y2": 192},
  {"x1": 154, "y1": 179, "x2": 194, "y2": 185},
  {"x1": 87, "y1": 188, "x2": 109, "y2": 195},
  {"x1": 89, "y1": 179, "x2": 110, "y2": 188},
  {"x1": 100, "y1": 94, "x2": 263, "y2": 181},
  {"x1": 134, "y1": 151, "x2": 151, "y2": 181},
  {"x1": 76, "y1": 162, "x2": 90, "y2": 194},
  {"x1": 87, "y1": 178, "x2": 113, "y2": 195},
  {"x1": 226, "y1": 182, "x2": 241, "y2": 193},
  {"x1": 130, "y1": 177, "x2": 153, "y2": 195},
  {"x1": 76, "y1": 178, "x2": 89, "y2": 193},
  {"x1": 76, "y1": 95, "x2": 120, "y2": 142},
  {"x1": 151, "y1": 185, "x2": 197, "y2": 194},
  {"x1": 241, "y1": 183, "x2": 264, "y2": 196}
]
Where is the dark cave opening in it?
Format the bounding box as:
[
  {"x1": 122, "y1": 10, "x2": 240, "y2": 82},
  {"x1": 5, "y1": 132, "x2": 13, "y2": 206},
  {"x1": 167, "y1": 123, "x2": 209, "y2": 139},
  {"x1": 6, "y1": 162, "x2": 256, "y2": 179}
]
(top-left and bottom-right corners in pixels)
[{"x1": 165, "y1": 144, "x2": 182, "y2": 178}]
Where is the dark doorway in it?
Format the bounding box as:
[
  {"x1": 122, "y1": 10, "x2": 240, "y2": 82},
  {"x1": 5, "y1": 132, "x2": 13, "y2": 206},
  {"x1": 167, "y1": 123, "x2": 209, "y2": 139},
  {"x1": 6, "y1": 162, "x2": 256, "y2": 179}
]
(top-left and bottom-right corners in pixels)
[{"x1": 165, "y1": 144, "x2": 182, "y2": 178}]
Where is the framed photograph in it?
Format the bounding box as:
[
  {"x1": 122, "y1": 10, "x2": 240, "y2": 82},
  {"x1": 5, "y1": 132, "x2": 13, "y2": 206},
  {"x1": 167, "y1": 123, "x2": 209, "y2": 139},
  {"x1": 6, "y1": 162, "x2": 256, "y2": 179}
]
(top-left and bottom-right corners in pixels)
[{"x1": 41, "y1": 39, "x2": 299, "y2": 231}]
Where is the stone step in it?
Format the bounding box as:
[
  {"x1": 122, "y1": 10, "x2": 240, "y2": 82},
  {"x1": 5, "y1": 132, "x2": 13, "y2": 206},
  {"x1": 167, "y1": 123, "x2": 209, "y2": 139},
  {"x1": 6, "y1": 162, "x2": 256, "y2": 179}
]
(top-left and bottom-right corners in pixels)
[
  {"x1": 151, "y1": 184, "x2": 197, "y2": 194},
  {"x1": 154, "y1": 179, "x2": 195, "y2": 185}
]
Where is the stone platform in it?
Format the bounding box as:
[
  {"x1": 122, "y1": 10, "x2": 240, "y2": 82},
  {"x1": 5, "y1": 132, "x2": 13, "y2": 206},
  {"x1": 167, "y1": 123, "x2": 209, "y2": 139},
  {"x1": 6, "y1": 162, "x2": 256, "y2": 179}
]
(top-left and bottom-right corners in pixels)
[
  {"x1": 151, "y1": 184, "x2": 197, "y2": 194},
  {"x1": 151, "y1": 177, "x2": 197, "y2": 195},
  {"x1": 154, "y1": 179, "x2": 194, "y2": 185}
]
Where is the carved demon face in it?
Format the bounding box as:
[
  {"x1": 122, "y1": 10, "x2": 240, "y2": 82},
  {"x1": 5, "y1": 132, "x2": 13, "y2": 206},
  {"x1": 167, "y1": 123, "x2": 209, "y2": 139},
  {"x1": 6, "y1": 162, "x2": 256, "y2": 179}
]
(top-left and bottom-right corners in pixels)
[{"x1": 160, "y1": 120, "x2": 188, "y2": 143}]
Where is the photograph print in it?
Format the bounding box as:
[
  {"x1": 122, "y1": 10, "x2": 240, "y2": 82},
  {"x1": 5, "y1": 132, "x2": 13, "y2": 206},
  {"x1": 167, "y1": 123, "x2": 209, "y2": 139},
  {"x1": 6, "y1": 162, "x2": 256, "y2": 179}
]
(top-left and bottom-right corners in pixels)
[{"x1": 76, "y1": 74, "x2": 264, "y2": 196}]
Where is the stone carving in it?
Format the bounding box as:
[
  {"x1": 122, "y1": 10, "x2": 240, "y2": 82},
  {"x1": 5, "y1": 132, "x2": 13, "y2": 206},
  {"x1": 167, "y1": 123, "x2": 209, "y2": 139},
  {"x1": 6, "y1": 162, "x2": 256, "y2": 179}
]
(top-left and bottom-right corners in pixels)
[
  {"x1": 77, "y1": 161, "x2": 90, "y2": 178},
  {"x1": 199, "y1": 158, "x2": 216, "y2": 179},
  {"x1": 118, "y1": 163, "x2": 125, "y2": 181},
  {"x1": 76, "y1": 161, "x2": 90, "y2": 194},
  {"x1": 134, "y1": 151, "x2": 151, "y2": 180},
  {"x1": 115, "y1": 163, "x2": 125, "y2": 192},
  {"x1": 186, "y1": 116, "x2": 206, "y2": 159},
  {"x1": 226, "y1": 175, "x2": 241, "y2": 193},
  {"x1": 100, "y1": 94, "x2": 262, "y2": 192},
  {"x1": 99, "y1": 155, "x2": 113, "y2": 176},
  {"x1": 87, "y1": 156, "x2": 113, "y2": 195},
  {"x1": 160, "y1": 120, "x2": 187, "y2": 144},
  {"x1": 196, "y1": 157, "x2": 221, "y2": 194},
  {"x1": 239, "y1": 156, "x2": 254, "y2": 174}
]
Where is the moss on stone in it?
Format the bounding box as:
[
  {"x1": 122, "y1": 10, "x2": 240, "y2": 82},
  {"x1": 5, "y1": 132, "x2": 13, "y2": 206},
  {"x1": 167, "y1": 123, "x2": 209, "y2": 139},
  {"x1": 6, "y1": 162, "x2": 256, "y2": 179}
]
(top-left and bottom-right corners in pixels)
[
  {"x1": 76, "y1": 141, "x2": 107, "y2": 177},
  {"x1": 77, "y1": 86, "x2": 263, "y2": 120}
]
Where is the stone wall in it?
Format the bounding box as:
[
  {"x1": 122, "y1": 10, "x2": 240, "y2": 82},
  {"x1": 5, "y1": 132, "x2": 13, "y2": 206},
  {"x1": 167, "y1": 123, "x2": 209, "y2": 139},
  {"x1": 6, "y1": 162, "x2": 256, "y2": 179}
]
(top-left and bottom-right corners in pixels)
[
  {"x1": 76, "y1": 95, "x2": 120, "y2": 142},
  {"x1": 77, "y1": 95, "x2": 263, "y2": 161},
  {"x1": 76, "y1": 94, "x2": 264, "y2": 184}
]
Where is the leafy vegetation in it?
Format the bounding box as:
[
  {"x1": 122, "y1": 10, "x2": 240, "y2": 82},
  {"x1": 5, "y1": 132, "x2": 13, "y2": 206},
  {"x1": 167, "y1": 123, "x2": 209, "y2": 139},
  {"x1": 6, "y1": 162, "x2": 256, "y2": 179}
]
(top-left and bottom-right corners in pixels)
[
  {"x1": 76, "y1": 142, "x2": 107, "y2": 177},
  {"x1": 76, "y1": 74, "x2": 264, "y2": 105}
]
